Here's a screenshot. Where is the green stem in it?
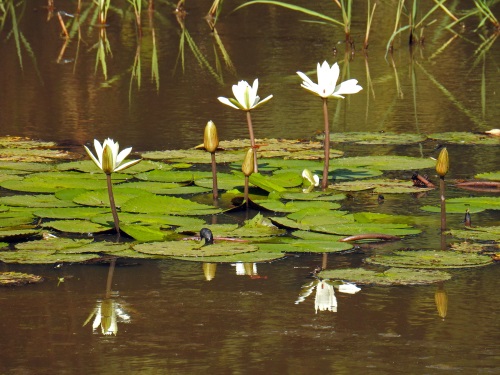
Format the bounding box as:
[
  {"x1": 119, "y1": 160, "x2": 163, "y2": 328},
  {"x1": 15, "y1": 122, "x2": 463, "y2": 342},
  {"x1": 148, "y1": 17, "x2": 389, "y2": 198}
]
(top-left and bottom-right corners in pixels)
[
  {"x1": 246, "y1": 111, "x2": 258, "y2": 173},
  {"x1": 244, "y1": 175, "x2": 249, "y2": 209},
  {"x1": 106, "y1": 173, "x2": 121, "y2": 236},
  {"x1": 211, "y1": 152, "x2": 218, "y2": 200},
  {"x1": 322, "y1": 98, "x2": 330, "y2": 190},
  {"x1": 440, "y1": 176, "x2": 446, "y2": 234}
]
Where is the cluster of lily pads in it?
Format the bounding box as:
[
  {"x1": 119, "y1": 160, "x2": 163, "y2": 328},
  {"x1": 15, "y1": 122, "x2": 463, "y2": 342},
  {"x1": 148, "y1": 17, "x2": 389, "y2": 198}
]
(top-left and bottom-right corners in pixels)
[{"x1": 0, "y1": 129, "x2": 498, "y2": 287}]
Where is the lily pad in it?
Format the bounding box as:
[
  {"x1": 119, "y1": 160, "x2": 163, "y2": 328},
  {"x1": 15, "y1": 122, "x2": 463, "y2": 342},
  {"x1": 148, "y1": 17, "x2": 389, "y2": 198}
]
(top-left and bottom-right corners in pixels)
[
  {"x1": 0, "y1": 195, "x2": 77, "y2": 208},
  {"x1": 195, "y1": 172, "x2": 245, "y2": 191},
  {"x1": 0, "y1": 211, "x2": 35, "y2": 228},
  {"x1": 34, "y1": 207, "x2": 109, "y2": 220},
  {"x1": 91, "y1": 212, "x2": 205, "y2": 228},
  {"x1": 15, "y1": 238, "x2": 93, "y2": 251},
  {"x1": 141, "y1": 149, "x2": 243, "y2": 164},
  {"x1": 121, "y1": 194, "x2": 221, "y2": 215},
  {"x1": 134, "y1": 240, "x2": 258, "y2": 257},
  {"x1": 0, "y1": 271, "x2": 44, "y2": 286},
  {"x1": 428, "y1": 132, "x2": 500, "y2": 145},
  {"x1": 475, "y1": 171, "x2": 500, "y2": 181},
  {"x1": 57, "y1": 159, "x2": 156, "y2": 174},
  {"x1": 448, "y1": 228, "x2": 500, "y2": 242},
  {"x1": 324, "y1": 132, "x2": 427, "y2": 145},
  {"x1": 72, "y1": 188, "x2": 150, "y2": 207},
  {"x1": 251, "y1": 199, "x2": 340, "y2": 213},
  {"x1": 334, "y1": 156, "x2": 435, "y2": 171},
  {"x1": 365, "y1": 250, "x2": 493, "y2": 268},
  {"x1": 279, "y1": 191, "x2": 346, "y2": 201},
  {"x1": 121, "y1": 225, "x2": 173, "y2": 242},
  {"x1": 171, "y1": 251, "x2": 286, "y2": 263},
  {"x1": 0, "y1": 250, "x2": 99, "y2": 264},
  {"x1": 318, "y1": 267, "x2": 451, "y2": 286},
  {"x1": 421, "y1": 196, "x2": 500, "y2": 214},
  {"x1": 311, "y1": 223, "x2": 420, "y2": 237},
  {"x1": 68, "y1": 241, "x2": 131, "y2": 254},
  {"x1": 0, "y1": 229, "x2": 41, "y2": 241},
  {"x1": 41, "y1": 220, "x2": 112, "y2": 234},
  {"x1": 332, "y1": 179, "x2": 434, "y2": 193}
]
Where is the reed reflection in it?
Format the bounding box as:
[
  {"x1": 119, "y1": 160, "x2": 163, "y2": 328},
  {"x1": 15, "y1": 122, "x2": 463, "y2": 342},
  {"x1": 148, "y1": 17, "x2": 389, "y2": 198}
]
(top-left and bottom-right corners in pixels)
[
  {"x1": 434, "y1": 282, "x2": 448, "y2": 320},
  {"x1": 83, "y1": 258, "x2": 131, "y2": 335}
]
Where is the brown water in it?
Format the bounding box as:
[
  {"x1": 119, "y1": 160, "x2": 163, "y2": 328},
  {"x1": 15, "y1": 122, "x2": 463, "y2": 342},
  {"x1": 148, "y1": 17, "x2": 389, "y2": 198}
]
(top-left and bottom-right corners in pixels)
[{"x1": 1, "y1": 1, "x2": 500, "y2": 373}]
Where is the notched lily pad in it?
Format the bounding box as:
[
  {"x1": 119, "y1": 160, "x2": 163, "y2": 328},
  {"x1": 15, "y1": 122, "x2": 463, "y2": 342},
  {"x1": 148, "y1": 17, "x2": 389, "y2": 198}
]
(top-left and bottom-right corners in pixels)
[
  {"x1": 365, "y1": 250, "x2": 493, "y2": 268},
  {"x1": 0, "y1": 271, "x2": 44, "y2": 286},
  {"x1": 318, "y1": 267, "x2": 451, "y2": 286}
]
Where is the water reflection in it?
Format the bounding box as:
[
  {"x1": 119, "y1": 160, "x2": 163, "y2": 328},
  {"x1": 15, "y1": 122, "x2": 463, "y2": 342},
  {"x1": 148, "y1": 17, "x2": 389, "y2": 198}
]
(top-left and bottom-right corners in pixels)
[
  {"x1": 434, "y1": 282, "x2": 448, "y2": 320},
  {"x1": 83, "y1": 259, "x2": 131, "y2": 335},
  {"x1": 295, "y1": 279, "x2": 338, "y2": 313}
]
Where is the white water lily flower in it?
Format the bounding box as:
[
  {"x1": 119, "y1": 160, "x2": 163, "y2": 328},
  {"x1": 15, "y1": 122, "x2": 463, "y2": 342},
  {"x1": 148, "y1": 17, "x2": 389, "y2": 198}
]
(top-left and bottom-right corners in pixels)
[
  {"x1": 297, "y1": 61, "x2": 362, "y2": 99},
  {"x1": 302, "y1": 169, "x2": 320, "y2": 187},
  {"x1": 338, "y1": 283, "x2": 361, "y2": 294},
  {"x1": 84, "y1": 138, "x2": 141, "y2": 174},
  {"x1": 218, "y1": 79, "x2": 273, "y2": 111}
]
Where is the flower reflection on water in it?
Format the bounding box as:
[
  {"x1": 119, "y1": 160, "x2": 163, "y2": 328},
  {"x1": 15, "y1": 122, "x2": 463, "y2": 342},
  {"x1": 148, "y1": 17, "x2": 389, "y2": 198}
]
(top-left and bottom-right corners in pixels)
[
  {"x1": 296, "y1": 278, "x2": 361, "y2": 313},
  {"x1": 84, "y1": 298, "x2": 131, "y2": 336}
]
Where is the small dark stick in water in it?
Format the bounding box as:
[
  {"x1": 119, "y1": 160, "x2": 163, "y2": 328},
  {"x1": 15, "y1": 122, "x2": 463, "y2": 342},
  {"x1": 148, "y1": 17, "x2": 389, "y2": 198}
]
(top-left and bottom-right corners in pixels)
[
  {"x1": 464, "y1": 209, "x2": 472, "y2": 227},
  {"x1": 200, "y1": 228, "x2": 214, "y2": 246}
]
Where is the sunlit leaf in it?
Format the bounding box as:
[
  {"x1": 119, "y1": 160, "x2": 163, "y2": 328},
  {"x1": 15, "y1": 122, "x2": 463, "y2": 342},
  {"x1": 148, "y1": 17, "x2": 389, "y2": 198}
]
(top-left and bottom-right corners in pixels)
[
  {"x1": 428, "y1": 132, "x2": 500, "y2": 145},
  {"x1": 41, "y1": 220, "x2": 112, "y2": 233},
  {"x1": 121, "y1": 225, "x2": 173, "y2": 242},
  {"x1": 325, "y1": 132, "x2": 427, "y2": 145},
  {"x1": 121, "y1": 194, "x2": 221, "y2": 215},
  {"x1": 134, "y1": 240, "x2": 258, "y2": 257}
]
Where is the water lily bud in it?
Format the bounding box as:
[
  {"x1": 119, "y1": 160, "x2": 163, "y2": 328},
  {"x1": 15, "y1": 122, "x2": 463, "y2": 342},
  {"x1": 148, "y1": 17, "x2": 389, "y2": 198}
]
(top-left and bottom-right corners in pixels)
[
  {"x1": 204, "y1": 120, "x2": 219, "y2": 153},
  {"x1": 242, "y1": 148, "x2": 254, "y2": 177},
  {"x1": 102, "y1": 144, "x2": 114, "y2": 175},
  {"x1": 302, "y1": 169, "x2": 320, "y2": 187},
  {"x1": 435, "y1": 147, "x2": 449, "y2": 177}
]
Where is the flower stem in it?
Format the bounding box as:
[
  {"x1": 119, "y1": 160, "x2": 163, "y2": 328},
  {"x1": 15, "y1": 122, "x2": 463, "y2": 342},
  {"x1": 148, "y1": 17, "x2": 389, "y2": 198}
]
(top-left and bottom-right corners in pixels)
[
  {"x1": 211, "y1": 152, "x2": 219, "y2": 200},
  {"x1": 106, "y1": 173, "x2": 121, "y2": 236},
  {"x1": 440, "y1": 176, "x2": 446, "y2": 234},
  {"x1": 322, "y1": 98, "x2": 330, "y2": 190},
  {"x1": 246, "y1": 111, "x2": 258, "y2": 173},
  {"x1": 244, "y1": 175, "x2": 249, "y2": 209}
]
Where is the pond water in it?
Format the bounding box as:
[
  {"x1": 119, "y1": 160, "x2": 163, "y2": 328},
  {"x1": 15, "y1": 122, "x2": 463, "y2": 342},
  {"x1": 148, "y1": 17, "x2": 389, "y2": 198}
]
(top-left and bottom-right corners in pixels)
[{"x1": 0, "y1": 0, "x2": 499, "y2": 373}]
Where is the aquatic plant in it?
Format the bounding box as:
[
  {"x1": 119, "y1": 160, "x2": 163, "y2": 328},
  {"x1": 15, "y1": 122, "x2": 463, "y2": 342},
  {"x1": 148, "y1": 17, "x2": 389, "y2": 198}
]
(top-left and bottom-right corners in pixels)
[
  {"x1": 296, "y1": 61, "x2": 362, "y2": 189},
  {"x1": 203, "y1": 120, "x2": 219, "y2": 200},
  {"x1": 242, "y1": 148, "x2": 255, "y2": 206},
  {"x1": 218, "y1": 79, "x2": 273, "y2": 172},
  {"x1": 436, "y1": 147, "x2": 449, "y2": 233},
  {"x1": 84, "y1": 138, "x2": 142, "y2": 235}
]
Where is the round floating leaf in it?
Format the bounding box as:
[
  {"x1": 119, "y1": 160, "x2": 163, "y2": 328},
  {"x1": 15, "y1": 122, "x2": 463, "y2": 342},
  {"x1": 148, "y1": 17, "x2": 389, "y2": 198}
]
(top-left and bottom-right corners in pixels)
[
  {"x1": 55, "y1": 188, "x2": 89, "y2": 201},
  {"x1": 134, "y1": 240, "x2": 258, "y2": 257},
  {"x1": 251, "y1": 199, "x2": 340, "y2": 213},
  {"x1": 121, "y1": 225, "x2": 173, "y2": 242},
  {"x1": 195, "y1": 172, "x2": 245, "y2": 191},
  {"x1": 325, "y1": 132, "x2": 427, "y2": 145},
  {"x1": 91, "y1": 212, "x2": 205, "y2": 229},
  {"x1": 334, "y1": 156, "x2": 435, "y2": 171},
  {"x1": 318, "y1": 267, "x2": 451, "y2": 286},
  {"x1": 15, "y1": 238, "x2": 93, "y2": 251},
  {"x1": 0, "y1": 250, "x2": 98, "y2": 264},
  {"x1": 135, "y1": 169, "x2": 209, "y2": 183},
  {"x1": 0, "y1": 229, "x2": 41, "y2": 241},
  {"x1": 121, "y1": 194, "x2": 221, "y2": 215},
  {"x1": 332, "y1": 179, "x2": 434, "y2": 193},
  {"x1": 421, "y1": 196, "x2": 500, "y2": 214},
  {"x1": 475, "y1": 171, "x2": 500, "y2": 181},
  {"x1": 141, "y1": 149, "x2": 244, "y2": 163},
  {"x1": 428, "y1": 132, "x2": 500, "y2": 145},
  {"x1": 448, "y1": 228, "x2": 500, "y2": 242},
  {"x1": 67, "y1": 241, "x2": 131, "y2": 254},
  {"x1": 176, "y1": 223, "x2": 239, "y2": 236},
  {"x1": 285, "y1": 239, "x2": 353, "y2": 253},
  {"x1": 312, "y1": 223, "x2": 420, "y2": 236},
  {"x1": 269, "y1": 216, "x2": 310, "y2": 230},
  {"x1": 0, "y1": 211, "x2": 35, "y2": 228},
  {"x1": 365, "y1": 250, "x2": 493, "y2": 268},
  {"x1": 0, "y1": 272, "x2": 44, "y2": 286},
  {"x1": 57, "y1": 159, "x2": 156, "y2": 174},
  {"x1": 280, "y1": 191, "x2": 345, "y2": 201},
  {"x1": 34, "y1": 207, "x2": 109, "y2": 220},
  {"x1": 73, "y1": 188, "x2": 150, "y2": 207},
  {"x1": 0, "y1": 195, "x2": 77, "y2": 208},
  {"x1": 172, "y1": 251, "x2": 286, "y2": 263},
  {"x1": 0, "y1": 161, "x2": 54, "y2": 172},
  {"x1": 420, "y1": 204, "x2": 485, "y2": 214},
  {"x1": 291, "y1": 230, "x2": 345, "y2": 242},
  {"x1": 41, "y1": 220, "x2": 112, "y2": 234}
]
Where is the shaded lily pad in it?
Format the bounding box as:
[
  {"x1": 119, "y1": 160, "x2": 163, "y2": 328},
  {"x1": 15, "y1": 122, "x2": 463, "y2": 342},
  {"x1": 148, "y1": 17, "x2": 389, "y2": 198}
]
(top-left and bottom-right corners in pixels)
[
  {"x1": 0, "y1": 271, "x2": 44, "y2": 286},
  {"x1": 0, "y1": 229, "x2": 41, "y2": 241},
  {"x1": 318, "y1": 267, "x2": 451, "y2": 286},
  {"x1": 475, "y1": 171, "x2": 500, "y2": 181},
  {"x1": 448, "y1": 228, "x2": 500, "y2": 242},
  {"x1": 69, "y1": 241, "x2": 131, "y2": 254},
  {"x1": 332, "y1": 178, "x2": 434, "y2": 193},
  {"x1": 365, "y1": 250, "x2": 493, "y2": 268},
  {"x1": 0, "y1": 250, "x2": 99, "y2": 264},
  {"x1": 334, "y1": 156, "x2": 435, "y2": 171},
  {"x1": 134, "y1": 240, "x2": 258, "y2": 257},
  {"x1": 325, "y1": 132, "x2": 427, "y2": 145},
  {"x1": 428, "y1": 132, "x2": 500, "y2": 145},
  {"x1": 41, "y1": 220, "x2": 112, "y2": 234},
  {"x1": 176, "y1": 223, "x2": 240, "y2": 236}
]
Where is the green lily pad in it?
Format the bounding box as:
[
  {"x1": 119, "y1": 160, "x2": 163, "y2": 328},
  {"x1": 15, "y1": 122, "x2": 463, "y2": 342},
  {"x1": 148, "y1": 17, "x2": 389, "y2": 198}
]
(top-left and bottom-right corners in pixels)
[
  {"x1": 141, "y1": 149, "x2": 244, "y2": 164},
  {"x1": 334, "y1": 156, "x2": 435, "y2": 171},
  {"x1": 450, "y1": 242, "x2": 498, "y2": 253},
  {"x1": 0, "y1": 195, "x2": 77, "y2": 208},
  {"x1": 325, "y1": 132, "x2": 427, "y2": 145},
  {"x1": 268, "y1": 216, "x2": 310, "y2": 230},
  {"x1": 41, "y1": 220, "x2": 112, "y2": 233},
  {"x1": 34, "y1": 207, "x2": 109, "y2": 220},
  {"x1": 0, "y1": 136, "x2": 56, "y2": 149},
  {"x1": 171, "y1": 251, "x2": 286, "y2": 263},
  {"x1": 68, "y1": 241, "x2": 131, "y2": 254},
  {"x1": 332, "y1": 178, "x2": 434, "y2": 193},
  {"x1": 475, "y1": 171, "x2": 500, "y2": 181},
  {"x1": 15, "y1": 238, "x2": 93, "y2": 251},
  {"x1": 176, "y1": 223, "x2": 240, "y2": 236},
  {"x1": 0, "y1": 250, "x2": 99, "y2": 264},
  {"x1": 448, "y1": 227, "x2": 500, "y2": 242},
  {"x1": 283, "y1": 239, "x2": 353, "y2": 253},
  {"x1": 91, "y1": 212, "x2": 205, "y2": 228},
  {"x1": 0, "y1": 271, "x2": 44, "y2": 286},
  {"x1": 291, "y1": 230, "x2": 345, "y2": 242},
  {"x1": 365, "y1": 250, "x2": 493, "y2": 268},
  {"x1": 318, "y1": 267, "x2": 451, "y2": 286},
  {"x1": 428, "y1": 132, "x2": 500, "y2": 145},
  {"x1": 195, "y1": 172, "x2": 245, "y2": 191},
  {"x1": 421, "y1": 196, "x2": 500, "y2": 214},
  {"x1": 134, "y1": 240, "x2": 258, "y2": 257},
  {"x1": 251, "y1": 199, "x2": 341, "y2": 213},
  {"x1": 72, "y1": 188, "x2": 150, "y2": 207},
  {"x1": 0, "y1": 229, "x2": 41, "y2": 241},
  {"x1": 0, "y1": 211, "x2": 35, "y2": 228},
  {"x1": 279, "y1": 191, "x2": 346, "y2": 201},
  {"x1": 135, "y1": 169, "x2": 210, "y2": 183},
  {"x1": 311, "y1": 223, "x2": 420, "y2": 236},
  {"x1": 121, "y1": 225, "x2": 173, "y2": 242},
  {"x1": 57, "y1": 159, "x2": 155, "y2": 174},
  {"x1": 121, "y1": 194, "x2": 221, "y2": 215}
]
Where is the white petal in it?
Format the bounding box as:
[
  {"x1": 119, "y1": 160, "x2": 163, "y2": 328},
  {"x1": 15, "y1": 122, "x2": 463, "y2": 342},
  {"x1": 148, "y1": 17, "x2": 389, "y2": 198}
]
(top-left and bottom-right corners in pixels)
[
  {"x1": 233, "y1": 81, "x2": 250, "y2": 109},
  {"x1": 114, "y1": 158, "x2": 142, "y2": 172},
  {"x1": 93, "y1": 139, "x2": 104, "y2": 165},
  {"x1": 333, "y1": 79, "x2": 363, "y2": 97},
  {"x1": 218, "y1": 96, "x2": 240, "y2": 110},
  {"x1": 84, "y1": 145, "x2": 102, "y2": 170},
  {"x1": 338, "y1": 283, "x2": 361, "y2": 294},
  {"x1": 116, "y1": 146, "x2": 132, "y2": 166}
]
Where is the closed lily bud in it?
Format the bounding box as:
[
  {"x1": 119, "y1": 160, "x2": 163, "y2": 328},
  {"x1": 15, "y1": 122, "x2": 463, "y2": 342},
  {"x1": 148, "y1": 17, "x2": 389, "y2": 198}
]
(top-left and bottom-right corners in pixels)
[
  {"x1": 436, "y1": 147, "x2": 449, "y2": 177},
  {"x1": 102, "y1": 144, "x2": 114, "y2": 175},
  {"x1": 242, "y1": 148, "x2": 254, "y2": 177},
  {"x1": 204, "y1": 120, "x2": 219, "y2": 153}
]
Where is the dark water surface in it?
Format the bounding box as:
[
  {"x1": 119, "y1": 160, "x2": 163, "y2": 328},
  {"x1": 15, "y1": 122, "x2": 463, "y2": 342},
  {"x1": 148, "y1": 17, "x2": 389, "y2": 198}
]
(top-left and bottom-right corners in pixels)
[{"x1": 0, "y1": 1, "x2": 499, "y2": 373}]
